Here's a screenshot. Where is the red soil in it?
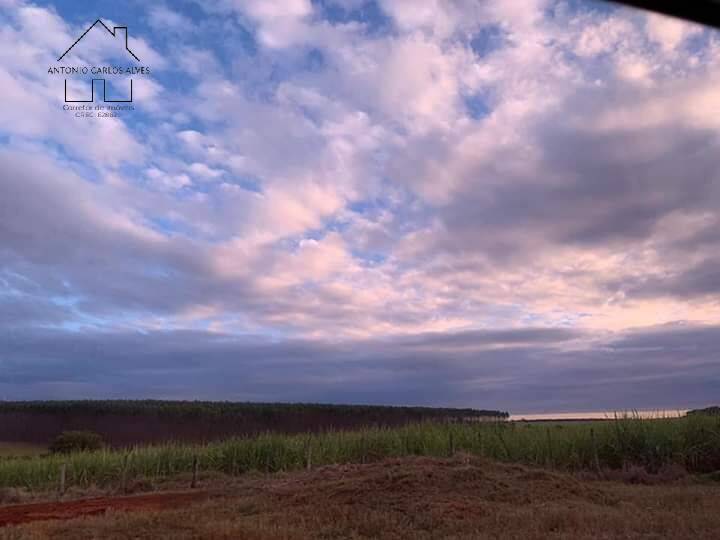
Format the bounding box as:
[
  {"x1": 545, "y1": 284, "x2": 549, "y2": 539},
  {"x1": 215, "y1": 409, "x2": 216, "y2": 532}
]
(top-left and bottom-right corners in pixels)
[{"x1": 0, "y1": 490, "x2": 209, "y2": 527}]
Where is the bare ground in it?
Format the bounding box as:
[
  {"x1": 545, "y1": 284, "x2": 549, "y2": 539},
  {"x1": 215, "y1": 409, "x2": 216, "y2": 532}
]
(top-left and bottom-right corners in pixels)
[
  {"x1": 2, "y1": 455, "x2": 720, "y2": 539},
  {"x1": 0, "y1": 491, "x2": 212, "y2": 527}
]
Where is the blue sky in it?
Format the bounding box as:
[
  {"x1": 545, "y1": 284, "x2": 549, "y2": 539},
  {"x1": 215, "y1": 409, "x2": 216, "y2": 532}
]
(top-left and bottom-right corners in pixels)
[{"x1": 1, "y1": 0, "x2": 719, "y2": 413}]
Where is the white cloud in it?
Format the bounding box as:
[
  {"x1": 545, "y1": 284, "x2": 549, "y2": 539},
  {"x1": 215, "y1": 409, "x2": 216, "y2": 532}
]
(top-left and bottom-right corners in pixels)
[
  {"x1": 146, "y1": 168, "x2": 192, "y2": 190},
  {"x1": 378, "y1": 0, "x2": 463, "y2": 38},
  {"x1": 2, "y1": 0, "x2": 720, "y2": 345},
  {"x1": 645, "y1": 12, "x2": 702, "y2": 52},
  {"x1": 148, "y1": 5, "x2": 193, "y2": 33},
  {"x1": 177, "y1": 130, "x2": 206, "y2": 148},
  {"x1": 234, "y1": 0, "x2": 313, "y2": 48},
  {"x1": 188, "y1": 162, "x2": 225, "y2": 179},
  {"x1": 615, "y1": 53, "x2": 653, "y2": 84},
  {"x1": 575, "y1": 17, "x2": 634, "y2": 57}
]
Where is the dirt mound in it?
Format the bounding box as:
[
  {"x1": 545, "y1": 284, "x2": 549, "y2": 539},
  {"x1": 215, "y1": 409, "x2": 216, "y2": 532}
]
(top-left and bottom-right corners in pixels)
[
  {"x1": 265, "y1": 454, "x2": 615, "y2": 513},
  {"x1": 0, "y1": 455, "x2": 613, "y2": 530},
  {"x1": 4, "y1": 456, "x2": 720, "y2": 539}
]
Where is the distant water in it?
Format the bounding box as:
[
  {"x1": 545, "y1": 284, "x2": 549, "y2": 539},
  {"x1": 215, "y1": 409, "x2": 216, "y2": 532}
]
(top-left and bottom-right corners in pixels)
[{"x1": 509, "y1": 409, "x2": 688, "y2": 421}]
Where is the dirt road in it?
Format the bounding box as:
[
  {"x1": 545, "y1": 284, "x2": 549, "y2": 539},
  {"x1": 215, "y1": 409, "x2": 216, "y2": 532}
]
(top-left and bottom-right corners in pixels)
[{"x1": 0, "y1": 490, "x2": 209, "y2": 527}]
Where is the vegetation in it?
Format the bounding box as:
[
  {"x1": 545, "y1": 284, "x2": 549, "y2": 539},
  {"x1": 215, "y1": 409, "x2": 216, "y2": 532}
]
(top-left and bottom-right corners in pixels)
[
  {"x1": 0, "y1": 400, "x2": 508, "y2": 446},
  {"x1": 0, "y1": 413, "x2": 718, "y2": 491},
  {"x1": 0, "y1": 399, "x2": 507, "y2": 419},
  {"x1": 688, "y1": 406, "x2": 720, "y2": 416},
  {"x1": 48, "y1": 431, "x2": 104, "y2": 455},
  {"x1": 0, "y1": 443, "x2": 46, "y2": 460}
]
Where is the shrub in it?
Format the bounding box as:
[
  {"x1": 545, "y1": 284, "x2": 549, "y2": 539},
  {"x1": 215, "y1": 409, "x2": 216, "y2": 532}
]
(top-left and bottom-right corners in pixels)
[
  {"x1": 49, "y1": 430, "x2": 104, "y2": 454},
  {"x1": 687, "y1": 406, "x2": 720, "y2": 416}
]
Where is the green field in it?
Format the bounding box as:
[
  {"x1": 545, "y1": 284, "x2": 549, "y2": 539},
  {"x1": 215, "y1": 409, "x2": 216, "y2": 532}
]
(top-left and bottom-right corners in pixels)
[
  {"x1": 0, "y1": 413, "x2": 718, "y2": 491},
  {"x1": 0, "y1": 443, "x2": 46, "y2": 459}
]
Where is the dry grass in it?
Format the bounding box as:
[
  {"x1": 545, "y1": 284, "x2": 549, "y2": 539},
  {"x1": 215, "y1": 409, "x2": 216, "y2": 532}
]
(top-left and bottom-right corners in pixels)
[{"x1": 3, "y1": 454, "x2": 719, "y2": 539}]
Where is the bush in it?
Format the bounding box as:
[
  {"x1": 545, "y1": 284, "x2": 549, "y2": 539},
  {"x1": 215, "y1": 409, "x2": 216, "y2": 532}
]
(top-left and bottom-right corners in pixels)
[
  {"x1": 49, "y1": 430, "x2": 104, "y2": 454},
  {"x1": 687, "y1": 406, "x2": 720, "y2": 416}
]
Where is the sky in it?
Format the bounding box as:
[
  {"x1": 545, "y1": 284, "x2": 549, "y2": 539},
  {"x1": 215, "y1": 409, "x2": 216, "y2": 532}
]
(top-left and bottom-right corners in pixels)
[{"x1": 1, "y1": 0, "x2": 719, "y2": 414}]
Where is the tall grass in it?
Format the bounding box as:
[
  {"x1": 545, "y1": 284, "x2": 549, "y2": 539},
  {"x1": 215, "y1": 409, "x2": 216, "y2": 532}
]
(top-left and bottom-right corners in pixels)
[{"x1": 0, "y1": 413, "x2": 718, "y2": 491}]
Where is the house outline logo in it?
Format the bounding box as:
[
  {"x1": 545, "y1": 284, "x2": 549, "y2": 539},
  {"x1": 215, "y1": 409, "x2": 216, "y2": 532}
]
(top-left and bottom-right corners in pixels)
[
  {"x1": 58, "y1": 19, "x2": 139, "y2": 103},
  {"x1": 58, "y1": 19, "x2": 140, "y2": 62}
]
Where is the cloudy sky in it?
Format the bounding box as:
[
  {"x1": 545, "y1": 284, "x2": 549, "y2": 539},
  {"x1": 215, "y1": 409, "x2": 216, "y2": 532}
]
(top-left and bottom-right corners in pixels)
[{"x1": 1, "y1": 0, "x2": 719, "y2": 413}]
